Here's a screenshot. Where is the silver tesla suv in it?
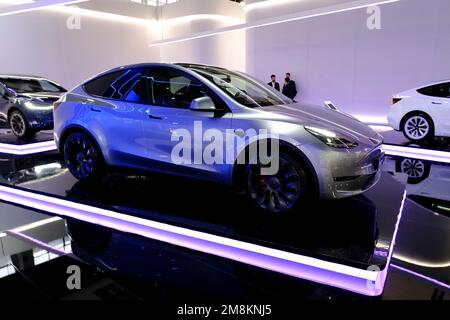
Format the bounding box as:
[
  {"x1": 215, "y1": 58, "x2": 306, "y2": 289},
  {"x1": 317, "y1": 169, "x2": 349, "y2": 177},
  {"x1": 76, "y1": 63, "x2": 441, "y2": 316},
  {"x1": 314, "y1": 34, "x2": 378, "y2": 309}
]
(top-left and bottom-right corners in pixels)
[{"x1": 54, "y1": 63, "x2": 384, "y2": 213}]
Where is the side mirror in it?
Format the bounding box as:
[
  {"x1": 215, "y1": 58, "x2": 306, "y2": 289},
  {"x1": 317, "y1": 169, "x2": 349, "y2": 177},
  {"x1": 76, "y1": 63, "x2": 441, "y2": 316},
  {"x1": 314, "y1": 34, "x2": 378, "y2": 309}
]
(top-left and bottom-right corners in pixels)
[{"x1": 189, "y1": 97, "x2": 216, "y2": 112}]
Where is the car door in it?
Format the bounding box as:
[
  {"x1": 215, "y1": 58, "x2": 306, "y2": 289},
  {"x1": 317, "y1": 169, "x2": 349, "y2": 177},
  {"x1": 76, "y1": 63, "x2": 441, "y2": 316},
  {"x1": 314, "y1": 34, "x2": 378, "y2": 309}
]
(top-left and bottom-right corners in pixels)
[
  {"x1": 420, "y1": 82, "x2": 450, "y2": 136},
  {"x1": 141, "y1": 67, "x2": 233, "y2": 181},
  {"x1": 82, "y1": 68, "x2": 148, "y2": 168}
]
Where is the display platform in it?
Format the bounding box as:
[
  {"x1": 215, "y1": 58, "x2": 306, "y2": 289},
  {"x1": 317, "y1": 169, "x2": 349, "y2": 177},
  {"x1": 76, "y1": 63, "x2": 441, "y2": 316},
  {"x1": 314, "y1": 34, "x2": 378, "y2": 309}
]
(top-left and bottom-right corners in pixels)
[
  {"x1": 0, "y1": 212, "x2": 367, "y2": 301},
  {"x1": 0, "y1": 153, "x2": 407, "y2": 296},
  {"x1": 381, "y1": 130, "x2": 450, "y2": 163},
  {"x1": 0, "y1": 129, "x2": 56, "y2": 155}
]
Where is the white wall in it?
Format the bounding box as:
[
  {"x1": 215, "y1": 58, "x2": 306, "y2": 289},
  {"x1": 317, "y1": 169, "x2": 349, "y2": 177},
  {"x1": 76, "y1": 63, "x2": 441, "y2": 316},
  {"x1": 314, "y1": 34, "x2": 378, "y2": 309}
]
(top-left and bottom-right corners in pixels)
[
  {"x1": 158, "y1": 0, "x2": 246, "y2": 71},
  {"x1": 246, "y1": 0, "x2": 450, "y2": 123},
  {"x1": 0, "y1": 8, "x2": 161, "y2": 89},
  {"x1": 0, "y1": 0, "x2": 246, "y2": 89}
]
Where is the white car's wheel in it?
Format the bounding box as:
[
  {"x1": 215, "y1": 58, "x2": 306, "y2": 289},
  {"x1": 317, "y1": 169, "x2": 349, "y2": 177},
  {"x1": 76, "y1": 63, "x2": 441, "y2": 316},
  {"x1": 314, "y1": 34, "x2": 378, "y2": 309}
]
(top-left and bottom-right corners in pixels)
[
  {"x1": 402, "y1": 114, "x2": 433, "y2": 142},
  {"x1": 396, "y1": 158, "x2": 430, "y2": 184}
]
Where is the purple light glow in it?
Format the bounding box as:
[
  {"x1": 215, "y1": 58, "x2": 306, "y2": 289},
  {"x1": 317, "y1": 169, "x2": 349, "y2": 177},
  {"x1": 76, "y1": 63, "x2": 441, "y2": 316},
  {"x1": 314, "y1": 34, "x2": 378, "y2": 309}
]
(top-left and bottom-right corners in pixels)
[
  {"x1": 5, "y1": 230, "x2": 72, "y2": 258},
  {"x1": 390, "y1": 264, "x2": 450, "y2": 291},
  {"x1": 0, "y1": 184, "x2": 406, "y2": 296},
  {"x1": 383, "y1": 145, "x2": 450, "y2": 164},
  {"x1": 0, "y1": 141, "x2": 56, "y2": 155}
]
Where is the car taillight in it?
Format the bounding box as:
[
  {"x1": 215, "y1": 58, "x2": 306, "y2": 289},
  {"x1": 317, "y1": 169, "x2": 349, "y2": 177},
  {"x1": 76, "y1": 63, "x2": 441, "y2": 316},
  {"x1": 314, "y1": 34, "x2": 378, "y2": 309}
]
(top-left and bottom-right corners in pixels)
[{"x1": 391, "y1": 98, "x2": 402, "y2": 105}]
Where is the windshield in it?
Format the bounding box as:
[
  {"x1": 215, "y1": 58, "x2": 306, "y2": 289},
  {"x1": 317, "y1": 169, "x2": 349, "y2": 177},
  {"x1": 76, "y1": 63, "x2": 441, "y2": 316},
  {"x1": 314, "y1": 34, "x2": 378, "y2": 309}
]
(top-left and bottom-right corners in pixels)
[
  {"x1": 185, "y1": 65, "x2": 292, "y2": 108},
  {"x1": 0, "y1": 78, "x2": 66, "y2": 94}
]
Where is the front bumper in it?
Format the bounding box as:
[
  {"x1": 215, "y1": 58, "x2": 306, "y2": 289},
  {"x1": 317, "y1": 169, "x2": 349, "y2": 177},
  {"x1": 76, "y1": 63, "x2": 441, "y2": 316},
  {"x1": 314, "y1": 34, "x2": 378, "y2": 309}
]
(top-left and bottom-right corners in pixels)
[
  {"x1": 305, "y1": 144, "x2": 385, "y2": 200},
  {"x1": 333, "y1": 148, "x2": 384, "y2": 198},
  {"x1": 27, "y1": 109, "x2": 54, "y2": 130}
]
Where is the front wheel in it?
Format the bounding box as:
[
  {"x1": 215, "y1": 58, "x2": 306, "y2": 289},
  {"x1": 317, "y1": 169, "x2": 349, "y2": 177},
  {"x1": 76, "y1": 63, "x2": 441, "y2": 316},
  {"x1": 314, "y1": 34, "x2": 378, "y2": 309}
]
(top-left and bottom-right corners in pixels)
[
  {"x1": 9, "y1": 110, "x2": 34, "y2": 138},
  {"x1": 245, "y1": 153, "x2": 308, "y2": 214},
  {"x1": 63, "y1": 131, "x2": 104, "y2": 180},
  {"x1": 402, "y1": 114, "x2": 434, "y2": 143}
]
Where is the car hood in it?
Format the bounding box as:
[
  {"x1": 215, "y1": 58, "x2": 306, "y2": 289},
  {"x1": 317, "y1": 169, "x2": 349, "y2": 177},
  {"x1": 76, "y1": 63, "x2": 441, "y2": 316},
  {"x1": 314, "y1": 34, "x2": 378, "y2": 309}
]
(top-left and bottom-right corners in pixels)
[{"x1": 261, "y1": 103, "x2": 380, "y2": 141}]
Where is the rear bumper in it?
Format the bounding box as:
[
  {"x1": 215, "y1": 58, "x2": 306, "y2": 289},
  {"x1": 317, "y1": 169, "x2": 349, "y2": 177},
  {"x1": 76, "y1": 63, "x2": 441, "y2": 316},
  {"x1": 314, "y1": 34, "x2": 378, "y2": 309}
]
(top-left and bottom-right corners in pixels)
[{"x1": 387, "y1": 108, "x2": 402, "y2": 131}]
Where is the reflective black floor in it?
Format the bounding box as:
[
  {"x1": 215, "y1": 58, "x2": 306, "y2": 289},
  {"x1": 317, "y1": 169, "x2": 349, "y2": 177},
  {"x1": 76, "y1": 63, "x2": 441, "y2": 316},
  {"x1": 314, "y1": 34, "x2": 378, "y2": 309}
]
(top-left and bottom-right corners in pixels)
[
  {"x1": 0, "y1": 128, "x2": 53, "y2": 145},
  {"x1": 0, "y1": 149, "x2": 448, "y2": 300}
]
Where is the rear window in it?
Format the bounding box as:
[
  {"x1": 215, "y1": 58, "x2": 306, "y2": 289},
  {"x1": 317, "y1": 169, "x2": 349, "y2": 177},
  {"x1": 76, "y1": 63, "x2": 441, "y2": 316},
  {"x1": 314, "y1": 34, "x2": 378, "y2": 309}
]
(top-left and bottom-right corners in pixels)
[
  {"x1": 417, "y1": 82, "x2": 450, "y2": 98},
  {"x1": 84, "y1": 70, "x2": 127, "y2": 98}
]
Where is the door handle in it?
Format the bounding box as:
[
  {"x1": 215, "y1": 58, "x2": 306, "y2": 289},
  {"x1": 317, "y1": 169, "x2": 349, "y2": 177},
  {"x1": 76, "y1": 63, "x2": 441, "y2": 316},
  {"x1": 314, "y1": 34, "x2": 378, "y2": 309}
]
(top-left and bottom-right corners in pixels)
[
  {"x1": 90, "y1": 107, "x2": 102, "y2": 112},
  {"x1": 431, "y1": 102, "x2": 442, "y2": 105},
  {"x1": 148, "y1": 114, "x2": 162, "y2": 120}
]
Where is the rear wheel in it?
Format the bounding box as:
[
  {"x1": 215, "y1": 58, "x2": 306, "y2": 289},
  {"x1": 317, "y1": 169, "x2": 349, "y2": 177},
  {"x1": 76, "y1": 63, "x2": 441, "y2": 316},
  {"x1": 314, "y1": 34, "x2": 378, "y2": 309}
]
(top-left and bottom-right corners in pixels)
[
  {"x1": 9, "y1": 110, "x2": 34, "y2": 138},
  {"x1": 245, "y1": 153, "x2": 307, "y2": 214},
  {"x1": 402, "y1": 113, "x2": 434, "y2": 143},
  {"x1": 63, "y1": 131, "x2": 104, "y2": 180}
]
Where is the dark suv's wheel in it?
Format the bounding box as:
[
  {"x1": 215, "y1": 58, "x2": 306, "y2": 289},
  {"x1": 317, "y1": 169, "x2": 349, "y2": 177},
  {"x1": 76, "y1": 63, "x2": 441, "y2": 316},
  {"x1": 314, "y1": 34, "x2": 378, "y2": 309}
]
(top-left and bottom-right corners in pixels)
[
  {"x1": 245, "y1": 152, "x2": 307, "y2": 214},
  {"x1": 402, "y1": 113, "x2": 434, "y2": 143},
  {"x1": 9, "y1": 110, "x2": 34, "y2": 138},
  {"x1": 63, "y1": 131, "x2": 104, "y2": 180}
]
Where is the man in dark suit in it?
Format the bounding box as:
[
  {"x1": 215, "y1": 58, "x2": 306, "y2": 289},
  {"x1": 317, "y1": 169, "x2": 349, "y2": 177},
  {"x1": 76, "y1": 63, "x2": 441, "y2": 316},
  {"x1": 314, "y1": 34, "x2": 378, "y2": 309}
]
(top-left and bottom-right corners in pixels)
[
  {"x1": 282, "y1": 72, "x2": 298, "y2": 100},
  {"x1": 267, "y1": 75, "x2": 280, "y2": 91}
]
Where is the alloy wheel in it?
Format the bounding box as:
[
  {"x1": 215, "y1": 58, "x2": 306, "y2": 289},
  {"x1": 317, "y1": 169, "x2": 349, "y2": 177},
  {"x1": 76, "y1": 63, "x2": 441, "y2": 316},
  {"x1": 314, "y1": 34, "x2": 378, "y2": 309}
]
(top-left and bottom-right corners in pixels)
[
  {"x1": 404, "y1": 116, "x2": 430, "y2": 140},
  {"x1": 64, "y1": 133, "x2": 98, "y2": 180},
  {"x1": 247, "y1": 156, "x2": 302, "y2": 213},
  {"x1": 10, "y1": 113, "x2": 26, "y2": 137},
  {"x1": 400, "y1": 158, "x2": 425, "y2": 178}
]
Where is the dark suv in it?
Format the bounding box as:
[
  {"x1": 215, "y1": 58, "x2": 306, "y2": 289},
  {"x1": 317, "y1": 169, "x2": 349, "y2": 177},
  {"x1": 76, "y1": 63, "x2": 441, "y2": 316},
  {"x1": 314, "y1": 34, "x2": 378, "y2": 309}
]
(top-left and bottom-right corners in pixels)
[{"x1": 0, "y1": 75, "x2": 66, "y2": 138}]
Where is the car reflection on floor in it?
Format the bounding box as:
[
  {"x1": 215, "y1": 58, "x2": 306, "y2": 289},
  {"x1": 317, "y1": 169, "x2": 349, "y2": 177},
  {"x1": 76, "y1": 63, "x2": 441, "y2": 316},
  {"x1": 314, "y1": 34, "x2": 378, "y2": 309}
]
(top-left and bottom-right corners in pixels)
[
  {"x1": 384, "y1": 156, "x2": 450, "y2": 217},
  {"x1": 0, "y1": 153, "x2": 63, "y2": 185},
  {"x1": 64, "y1": 173, "x2": 380, "y2": 269},
  {"x1": 66, "y1": 218, "x2": 370, "y2": 301}
]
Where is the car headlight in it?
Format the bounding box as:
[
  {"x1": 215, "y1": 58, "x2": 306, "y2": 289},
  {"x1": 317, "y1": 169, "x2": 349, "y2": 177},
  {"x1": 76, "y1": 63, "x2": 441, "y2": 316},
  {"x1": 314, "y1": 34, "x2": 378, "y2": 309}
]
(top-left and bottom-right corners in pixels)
[
  {"x1": 24, "y1": 101, "x2": 53, "y2": 111},
  {"x1": 304, "y1": 126, "x2": 358, "y2": 149}
]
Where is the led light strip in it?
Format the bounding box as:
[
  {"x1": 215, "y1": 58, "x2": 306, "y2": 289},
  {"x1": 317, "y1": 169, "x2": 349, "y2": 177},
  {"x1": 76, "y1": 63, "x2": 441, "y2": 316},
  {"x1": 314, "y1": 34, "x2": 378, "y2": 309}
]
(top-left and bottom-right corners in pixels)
[
  {"x1": 148, "y1": 0, "x2": 400, "y2": 47},
  {"x1": 47, "y1": 7, "x2": 245, "y2": 27},
  {"x1": 390, "y1": 264, "x2": 450, "y2": 291},
  {"x1": 0, "y1": 183, "x2": 403, "y2": 296},
  {"x1": 382, "y1": 144, "x2": 450, "y2": 164},
  {"x1": 5, "y1": 230, "x2": 70, "y2": 257},
  {"x1": 0, "y1": 140, "x2": 56, "y2": 155}
]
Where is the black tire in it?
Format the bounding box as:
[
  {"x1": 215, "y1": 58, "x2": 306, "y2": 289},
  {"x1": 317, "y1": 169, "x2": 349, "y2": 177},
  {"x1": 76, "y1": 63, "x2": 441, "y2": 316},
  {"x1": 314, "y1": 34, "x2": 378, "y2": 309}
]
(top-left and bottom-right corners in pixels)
[
  {"x1": 402, "y1": 113, "x2": 434, "y2": 143},
  {"x1": 9, "y1": 110, "x2": 34, "y2": 138},
  {"x1": 63, "y1": 131, "x2": 104, "y2": 180},
  {"x1": 245, "y1": 152, "x2": 308, "y2": 214},
  {"x1": 395, "y1": 158, "x2": 430, "y2": 185}
]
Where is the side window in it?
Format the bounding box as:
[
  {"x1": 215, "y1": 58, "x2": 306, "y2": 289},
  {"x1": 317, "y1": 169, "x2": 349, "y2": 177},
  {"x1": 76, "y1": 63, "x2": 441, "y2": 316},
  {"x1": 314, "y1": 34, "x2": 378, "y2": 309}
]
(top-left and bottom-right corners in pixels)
[
  {"x1": 417, "y1": 83, "x2": 450, "y2": 98},
  {"x1": 439, "y1": 83, "x2": 450, "y2": 98},
  {"x1": 84, "y1": 68, "x2": 153, "y2": 104},
  {"x1": 84, "y1": 70, "x2": 126, "y2": 98},
  {"x1": 151, "y1": 68, "x2": 210, "y2": 108}
]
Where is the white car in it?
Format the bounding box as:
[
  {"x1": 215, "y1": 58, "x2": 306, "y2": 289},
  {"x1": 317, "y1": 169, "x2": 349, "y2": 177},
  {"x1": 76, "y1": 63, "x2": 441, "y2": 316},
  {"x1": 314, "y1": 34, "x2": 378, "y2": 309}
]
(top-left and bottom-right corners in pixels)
[{"x1": 387, "y1": 80, "x2": 450, "y2": 142}]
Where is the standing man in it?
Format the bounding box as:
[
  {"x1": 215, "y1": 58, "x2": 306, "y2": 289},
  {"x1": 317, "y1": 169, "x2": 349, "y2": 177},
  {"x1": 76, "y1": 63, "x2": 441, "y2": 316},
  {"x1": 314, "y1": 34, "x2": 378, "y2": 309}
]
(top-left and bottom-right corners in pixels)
[
  {"x1": 268, "y1": 74, "x2": 280, "y2": 91},
  {"x1": 282, "y1": 72, "x2": 298, "y2": 100}
]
